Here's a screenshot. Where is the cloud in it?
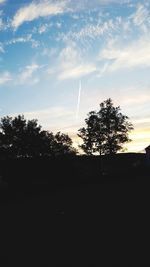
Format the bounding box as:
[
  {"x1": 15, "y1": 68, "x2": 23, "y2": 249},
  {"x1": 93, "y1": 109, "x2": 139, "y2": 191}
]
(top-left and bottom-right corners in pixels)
[
  {"x1": 11, "y1": 0, "x2": 132, "y2": 30},
  {"x1": 21, "y1": 106, "x2": 75, "y2": 131},
  {"x1": 0, "y1": 72, "x2": 12, "y2": 85},
  {"x1": 0, "y1": 42, "x2": 4, "y2": 53},
  {"x1": 5, "y1": 33, "x2": 40, "y2": 49},
  {"x1": 56, "y1": 22, "x2": 62, "y2": 28},
  {"x1": 61, "y1": 19, "x2": 117, "y2": 43},
  {"x1": 127, "y1": 127, "x2": 150, "y2": 152},
  {"x1": 67, "y1": 0, "x2": 131, "y2": 12},
  {"x1": 6, "y1": 34, "x2": 32, "y2": 45},
  {"x1": 59, "y1": 43, "x2": 80, "y2": 64},
  {"x1": 131, "y1": 3, "x2": 150, "y2": 26},
  {"x1": 0, "y1": 18, "x2": 3, "y2": 30},
  {"x1": 59, "y1": 64, "x2": 96, "y2": 80},
  {"x1": 132, "y1": 118, "x2": 150, "y2": 127},
  {"x1": 126, "y1": 140, "x2": 150, "y2": 153},
  {"x1": 0, "y1": 16, "x2": 8, "y2": 32},
  {"x1": 18, "y1": 64, "x2": 40, "y2": 84},
  {"x1": 99, "y1": 35, "x2": 150, "y2": 72},
  {"x1": 121, "y1": 94, "x2": 150, "y2": 106},
  {"x1": 56, "y1": 42, "x2": 97, "y2": 80},
  {"x1": 94, "y1": 3, "x2": 150, "y2": 74},
  {"x1": 24, "y1": 106, "x2": 72, "y2": 120},
  {"x1": 0, "y1": 0, "x2": 6, "y2": 4},
  {"x1": 38, "y1": 23, "x2": 49, "y2": 34},
  {"x1": 42, "y1": 47, "x2": 57, "y2": 57},
  {"x1": 12, "y1": 0, "x2": 67, "y2": 29}
]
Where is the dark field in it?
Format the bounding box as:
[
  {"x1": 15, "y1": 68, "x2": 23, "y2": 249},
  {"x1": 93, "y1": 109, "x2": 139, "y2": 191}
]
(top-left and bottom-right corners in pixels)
[{"x1": 1, "y1": 154, "x2": 150, "y2": 264}]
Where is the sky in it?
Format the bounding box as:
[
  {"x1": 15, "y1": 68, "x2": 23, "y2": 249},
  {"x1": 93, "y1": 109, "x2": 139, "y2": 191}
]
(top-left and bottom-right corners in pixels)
[{"x1": 0, "y1": 0, "x2": 150, "y2": 153}]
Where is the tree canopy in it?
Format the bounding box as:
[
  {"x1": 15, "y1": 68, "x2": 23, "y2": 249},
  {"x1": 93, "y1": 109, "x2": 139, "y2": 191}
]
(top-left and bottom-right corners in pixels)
[
  {"x1": 0, "y1": 115, "x2": 76, "y2": 159},
  {"x1": 78, "y1": 98, "x2": 134, "y2": 155}
]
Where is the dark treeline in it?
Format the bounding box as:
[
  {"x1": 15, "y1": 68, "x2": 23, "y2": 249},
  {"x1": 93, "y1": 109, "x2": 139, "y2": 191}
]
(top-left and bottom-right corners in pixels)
[
  {"x1": 1, "y1": 98, "x2": 148, "y2": 192},
  {"x1": 0, "y1": 115, "x2": 77, "y2": 160},
  {"x1": 0, "y1": 98, "x2": 134, "y2": 160}
]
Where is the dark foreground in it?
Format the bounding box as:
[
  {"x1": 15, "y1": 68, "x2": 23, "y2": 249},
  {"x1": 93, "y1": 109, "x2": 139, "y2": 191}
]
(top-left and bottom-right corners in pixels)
[{"x1": 0, "y1": 169, "x2": 148, "y2": 264}]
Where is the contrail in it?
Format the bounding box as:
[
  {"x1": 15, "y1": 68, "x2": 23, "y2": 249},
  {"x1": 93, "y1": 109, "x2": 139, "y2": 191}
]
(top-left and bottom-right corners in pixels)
[{"x1": 76, "y1": 80, "x2": 81, "y2": 121}]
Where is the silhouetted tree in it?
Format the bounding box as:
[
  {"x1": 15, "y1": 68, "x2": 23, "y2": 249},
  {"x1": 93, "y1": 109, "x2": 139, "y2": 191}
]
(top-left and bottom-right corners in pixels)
[
  {"x1": 0, "y1": 115, "x2": 48, "y2": 158},
  {"x1": 53, "y1": 132, "x2": 77, "y2": 156},
  {"x1": 78, "y1": 98, "x2": 133, "y2": 155},
  {"x1": 0, "y1": 115, "x2": 76, "y2": 158}
]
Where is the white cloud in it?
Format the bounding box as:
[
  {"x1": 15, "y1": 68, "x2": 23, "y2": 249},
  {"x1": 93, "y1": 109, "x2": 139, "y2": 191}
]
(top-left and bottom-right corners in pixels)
[
  {"x1": 132, "y1": 118, "x2": 150, "y2": 126},
  {"x1": 5, "y1": 34, "x2": 40, "y2": 48},
  {"x1": 0, "y1": 0, "x2": 6, "y2": 4},
  {"x1": 38, "y1": 23, "x2": 49, "y2": 34},
  {"x1": 0, "y1": 16, "x2": 8, "y2": 32},
  {"x1": 18, "y1": 64, "x2": 40, "y2": 84},
  {"x1": 47, "y1": 68, "x2": 55, "y2": 75},
  {"x1": 56, "y1": 22, "x2": 62, "y2": 28},
  {"x1": 131, "y1": 4, "x2": 150, "y2": 26},
  {"x1": 0, "y1": 72, "x2": 11, "y2": 85},
  {"x1": 59, "y1": 43, "x2": 80, "y2": 67},
  {"x1": 57, "y1": 43, "x2": 97, "y2": 80},
  {"x1": 47, "y1": 45, "x2": 96, "y2": 80},
  {"x1": 62, "y1": 19, "x2": 117, "y2": 42},
  {"x1": 0, "y1": 18, "x2": 3, "y2": 30},
  {"x1": 127, "y1": 125, "x2": 150, "y2": 152},
  {"x1": 22, "y1": 106, "x2": 75, "y2": 131},
  {"x1": 122, "y1": 94, "x2": 150, "y2": 106},
  {"x1": 6, "y1": 34, "x2": 32, "y2": 45},
  {"x1": 125, "y1": 136, "x2": 150, "y2": 153},
  {"x1": 42, "y1": 47, "x2": 57, "y2": 57},
  {"x1": 32, "y1": 22, "x2": 53, "y2": 34},
  {"x1": 99, "y1": 35, "x2": 150, "y2": 72},
  {"x1": 67, "y1": 0, "x2": 130, "y2": 12},
  {"x1": 12, "y1": 0, "x2": 67, "y2": 29},
  {"x1": 59, "y1": 64, "x2": 96, "y2": 80},
  {"x1": 24, "y1": 106, "x2": 72, "y2": 120},
  {"x1": 0, "y1": 42, "x2": 4, "y2": 53}
]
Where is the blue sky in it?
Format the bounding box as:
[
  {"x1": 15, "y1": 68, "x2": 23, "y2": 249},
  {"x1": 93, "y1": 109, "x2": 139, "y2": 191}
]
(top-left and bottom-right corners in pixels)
[{"x1": 0, "y1": 0, "x2": 150, "y2": 152}]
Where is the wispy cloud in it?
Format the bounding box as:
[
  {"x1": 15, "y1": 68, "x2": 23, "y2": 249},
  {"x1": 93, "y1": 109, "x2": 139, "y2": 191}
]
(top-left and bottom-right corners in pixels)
[
  {"x1": 0, "y1": 42, "x2": 4, "y2": 53},
  {"x1": 67, "y1": 0, "x2": 131, "y2": 12},
  {"x1": 59, "y1": 64, "x2": 96, "y2": 80},
  {"x1": 5, "y1": 34, "x2": 40, "y2": 48},
  {"x1": 21, "y1": 106, "x2": 75, "y2": 131},
  {"x1": 0, "y1": 17, "x2": 4, "y2": 31},
  {"x1": 58, "y1": 14, "x2": 132, "y2": 54},
  {"x1": 99, "y1": 34, "x2": 150, "y2": 72},
  {"x1": 131, "y1": 3, "x2": 150, "y2": 26},
  {"x1": 127, "y1": 127, "x2": 150, "y2": 152},
  {"x1": 38, "y1": 23, "x2": 50, "y2": 34},
  {"x1": 76, "y1": 81, "x2": 81, "y2": 120},
  {"x1": 0, "y1": 0, "x2": 6, "y2": 4},
  {"x1": 17, "y1": 63, "x2": 41, "y2": 85},
  {"x1": 57, "y1": 43, "x2": 97, "y2": 80},
  {"x1": 24, "y1": 106, "x2": 73, "y2": 120},
  {"x1": 42, "y1": 47, "x2": 57, "y2": 57},
  {"x1": 6, "y1": 34, "x2": 32, "y2": 45},
  {"x1": 12, "y1": 0, "x2": 67, "y2": 29},
  {"x1": 120, "y1": 94, "x2": 150, "y2": 106},
  {"x1": 133, "y1": 118, "x2": 150, "y2": 125},
  {"x1": 0, "y1": 15, "x2": 8, "y2": 32},
  {"x1": 59, "y1": 19, "x2": 119, "y2": 44},
  {"x1": 0, "y1": 71, "x2": 11, "y2": 85}
]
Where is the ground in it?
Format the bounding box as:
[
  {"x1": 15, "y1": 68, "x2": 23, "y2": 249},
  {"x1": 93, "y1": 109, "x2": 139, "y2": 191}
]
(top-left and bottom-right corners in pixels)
[{"x1": 5, "y1": 172, "x2": 150, "y2": 264}]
